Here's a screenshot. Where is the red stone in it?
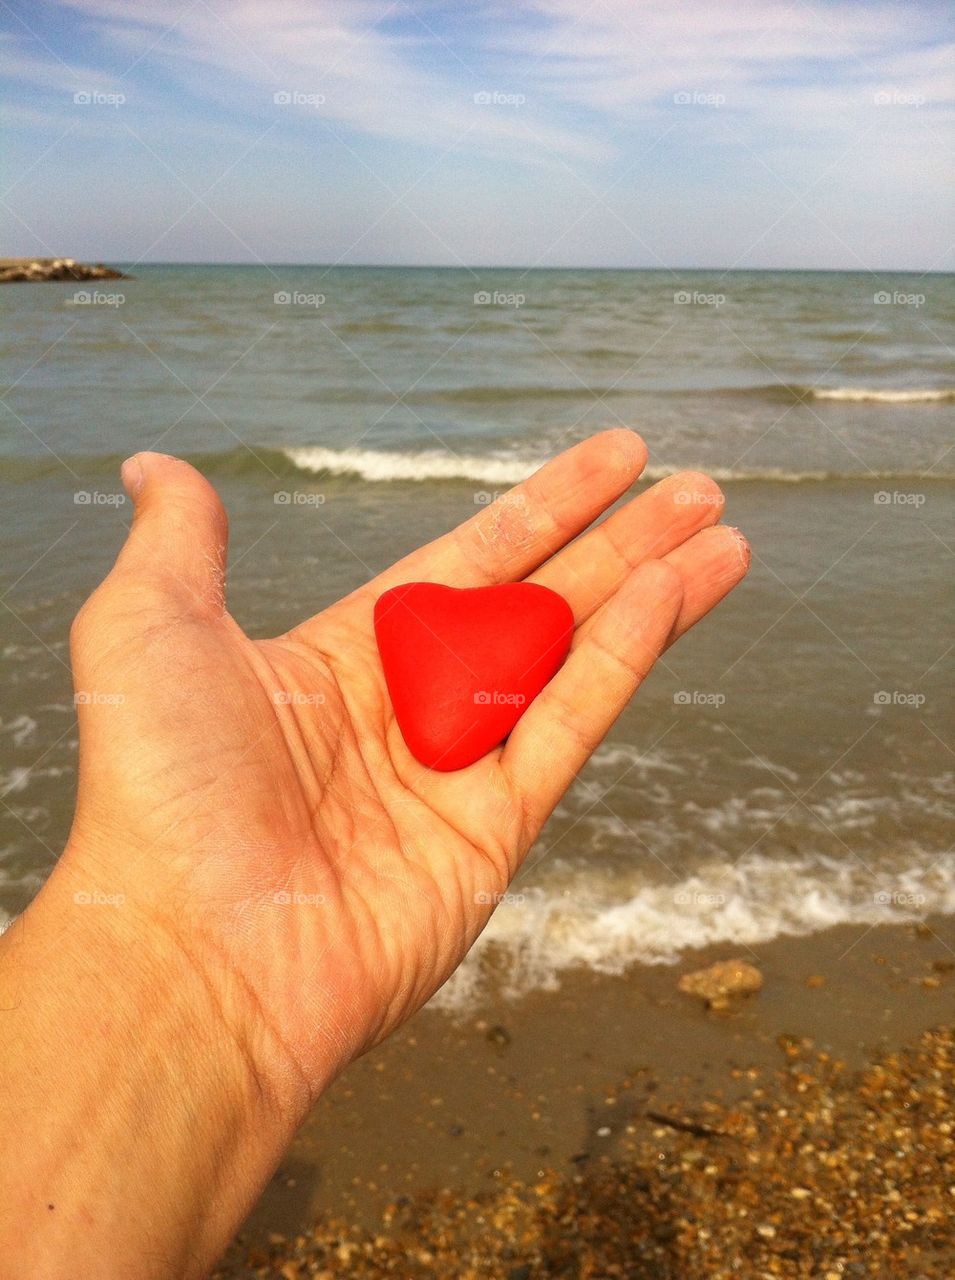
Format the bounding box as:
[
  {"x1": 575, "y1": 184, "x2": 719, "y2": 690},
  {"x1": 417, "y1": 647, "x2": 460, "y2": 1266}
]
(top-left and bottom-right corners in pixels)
[{"x1": 374, "y1": 581, "x2": 574, "y2": 771}]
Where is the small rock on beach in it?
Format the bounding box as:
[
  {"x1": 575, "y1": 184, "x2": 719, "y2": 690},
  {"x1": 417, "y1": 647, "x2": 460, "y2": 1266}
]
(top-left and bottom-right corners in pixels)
[{"x1": 677, "y1": 957, "x2": 764, "y2": 1009}]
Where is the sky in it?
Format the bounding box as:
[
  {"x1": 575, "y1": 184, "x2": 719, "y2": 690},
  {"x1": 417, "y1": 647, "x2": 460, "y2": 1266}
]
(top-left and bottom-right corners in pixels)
[{"x1": 2, "y1": 0, "x2": 954, "y2": 270}]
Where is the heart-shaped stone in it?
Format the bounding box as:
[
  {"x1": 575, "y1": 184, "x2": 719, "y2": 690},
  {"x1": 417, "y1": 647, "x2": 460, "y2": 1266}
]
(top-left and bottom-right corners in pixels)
[{"x1": 374, "y1": 581, "x2": 574, "y2": 770}]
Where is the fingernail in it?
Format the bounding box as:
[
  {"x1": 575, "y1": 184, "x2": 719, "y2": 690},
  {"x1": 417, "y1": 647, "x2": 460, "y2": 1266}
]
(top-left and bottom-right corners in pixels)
[
  {"x1": 120, "y1": 455, "x2": 144, "y2": 500},
  {"x1": 726, "y1": 526, "x2": 751, "y2": 570}
]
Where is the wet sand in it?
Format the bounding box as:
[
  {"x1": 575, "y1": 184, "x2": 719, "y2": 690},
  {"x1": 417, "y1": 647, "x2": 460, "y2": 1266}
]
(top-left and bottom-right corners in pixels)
[{"x1": 214, "y1": 917, "x2": 954, "y2": 1276}]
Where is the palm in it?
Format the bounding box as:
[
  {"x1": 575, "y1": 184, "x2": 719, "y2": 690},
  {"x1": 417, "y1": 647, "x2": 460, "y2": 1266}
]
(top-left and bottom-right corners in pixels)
[{"x1": 66, "y1": 434, "x2": 748, "y2": 1091}]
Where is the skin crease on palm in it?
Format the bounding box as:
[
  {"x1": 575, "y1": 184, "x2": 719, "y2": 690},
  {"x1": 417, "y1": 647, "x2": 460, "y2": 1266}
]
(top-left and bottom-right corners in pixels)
[{"x1": 0, "y1": 428, "x2": 749, "y2": 1275}]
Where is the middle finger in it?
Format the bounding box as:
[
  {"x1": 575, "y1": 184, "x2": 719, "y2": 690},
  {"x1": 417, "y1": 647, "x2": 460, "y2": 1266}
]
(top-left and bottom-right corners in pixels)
[{"x1": 528, "y1": 470, "x2": 724, "y2": 624}]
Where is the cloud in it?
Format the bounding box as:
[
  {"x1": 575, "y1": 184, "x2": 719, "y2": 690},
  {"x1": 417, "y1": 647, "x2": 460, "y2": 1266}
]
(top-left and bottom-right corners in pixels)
[
  {"x1": 6, "y1": 0, "x2": 952, "y2": 168},
  {"x1": 488, "y1": 0, "x2": 954, "y2": 132},
  {"x1": 3, "y1": 0, "x2": 951, "y2": 267},
  {"x1": 12, "y1": 0, "x2": 611, "y2": 164}
]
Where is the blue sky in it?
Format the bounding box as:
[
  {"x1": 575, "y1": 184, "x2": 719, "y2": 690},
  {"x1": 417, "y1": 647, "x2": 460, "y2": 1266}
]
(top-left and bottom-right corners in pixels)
[{"x1": 3, "y1": 0, "x2": 953, "y2": 269}]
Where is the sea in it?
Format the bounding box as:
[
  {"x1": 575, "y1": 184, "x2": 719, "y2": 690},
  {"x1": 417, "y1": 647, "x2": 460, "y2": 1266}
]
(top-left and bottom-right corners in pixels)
[{"x1": 2, "y1": 266, "x2": 953, "y2": 1007}]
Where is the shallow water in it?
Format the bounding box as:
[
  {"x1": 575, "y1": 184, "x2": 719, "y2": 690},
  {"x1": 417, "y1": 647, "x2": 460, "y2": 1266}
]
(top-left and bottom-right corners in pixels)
[{"x1": 2, "y1": 266, "x2": 953, "y2": 1002}]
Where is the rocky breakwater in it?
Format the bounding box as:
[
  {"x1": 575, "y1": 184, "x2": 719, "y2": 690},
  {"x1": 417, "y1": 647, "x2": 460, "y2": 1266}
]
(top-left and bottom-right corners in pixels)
[{"x1": 0, "y1": 257, "x2": 131, "y2": 283}]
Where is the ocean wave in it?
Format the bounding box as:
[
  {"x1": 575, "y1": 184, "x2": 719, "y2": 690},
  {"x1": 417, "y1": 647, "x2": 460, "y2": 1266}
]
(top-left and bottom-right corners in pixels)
[
  {"x1": 308, "y1": 382, "x2": 955, "y2": 407},
  {"x1": 809, "y1": 387, "x2": 955, "y2": 403},
  {"x1": 284, "y1": 445, "x2": 539, "y2": 485},
  {"x1": 693, "y1": 383, "x2": 955, "y2": 405},
  {"x1": 285, "y1": 444, "x2": 811, "y2": 485},
  {"x1": 4, "y1": 444, "x2": 954, "y2": 487},
  {"x1": 283, "y1": 446, "x2": 954, "y2": 486},
  {"x1": 424, "y1": 385, "x2": 631, "y2": 404},
  {"x1": 430, "y1": 850, "x2": 955, "y2": 1010}
]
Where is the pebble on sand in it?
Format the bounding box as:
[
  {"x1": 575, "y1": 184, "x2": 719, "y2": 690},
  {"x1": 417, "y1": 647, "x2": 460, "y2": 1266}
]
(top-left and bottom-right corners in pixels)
[
  {"x1": 214, "y1": 1026, "x2": 955, "y2": 1279},
  {"x1": 677, "y1": 957, "x2": 764, "y2": 1009}
]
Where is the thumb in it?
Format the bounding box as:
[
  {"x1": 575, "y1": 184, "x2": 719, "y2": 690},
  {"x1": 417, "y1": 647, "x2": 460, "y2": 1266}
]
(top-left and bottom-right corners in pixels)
[{"x1": 114, "y1": 452, "x2": 229, "y2": 613}]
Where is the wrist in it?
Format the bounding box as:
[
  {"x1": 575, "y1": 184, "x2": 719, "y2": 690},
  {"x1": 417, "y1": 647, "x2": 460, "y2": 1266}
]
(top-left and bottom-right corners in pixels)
[{"x1": 0, "y1": 848, "x2": 314, "y2": 1278}]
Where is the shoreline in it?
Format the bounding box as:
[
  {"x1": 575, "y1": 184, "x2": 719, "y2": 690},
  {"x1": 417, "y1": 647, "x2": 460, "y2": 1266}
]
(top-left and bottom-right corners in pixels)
[{"x1": 215, "y1": 914, "x2": 954, "y2": 1276}]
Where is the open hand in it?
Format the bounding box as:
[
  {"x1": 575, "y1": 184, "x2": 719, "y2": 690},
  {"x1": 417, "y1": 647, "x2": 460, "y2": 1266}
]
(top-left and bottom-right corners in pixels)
[{"x1": 62, "y1": 431, "x2": 749, "y2": 1102}]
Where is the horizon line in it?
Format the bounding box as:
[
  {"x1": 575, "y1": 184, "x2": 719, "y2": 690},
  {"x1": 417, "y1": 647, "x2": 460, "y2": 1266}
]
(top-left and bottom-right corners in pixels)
[{"x1": 93, "y1": 262, "x2": 955, "y2": 275}]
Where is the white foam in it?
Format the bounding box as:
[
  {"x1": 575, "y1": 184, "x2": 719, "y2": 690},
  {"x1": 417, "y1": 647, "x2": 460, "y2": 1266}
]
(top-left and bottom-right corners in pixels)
[
  {"x1": 429, "y1": 851, "x2": 955, "y2": 1010},
  {"x1": 587, "y1": 742, "x2": 685, "y2": 775},
  {"x1": 810, "y1": 387, "x2": 955, "y2": 403},
  {"x1": 284, "y1": 445, "x2": 542, "y2": 486},
  {"x1": 0, "y1": 767, "x2": 31, "y2": 796},
  {"x1": 0, "y1": 715, "x2": 37, "y2": 748},
  {"x1": 283, "y1": 445, "x2": 838, "y2": 485},
  {"x1": 283, "y1": 445, "x2": 952, "y2": 486}
]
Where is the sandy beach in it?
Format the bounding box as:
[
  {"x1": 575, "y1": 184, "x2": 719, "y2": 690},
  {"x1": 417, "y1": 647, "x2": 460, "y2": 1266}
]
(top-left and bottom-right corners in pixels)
[{"x1": 213, "y1": 916, "x2": 954, "y2": 1277}]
